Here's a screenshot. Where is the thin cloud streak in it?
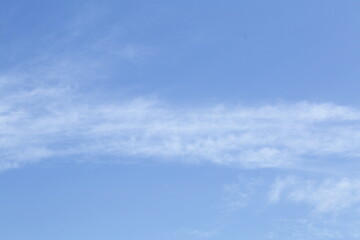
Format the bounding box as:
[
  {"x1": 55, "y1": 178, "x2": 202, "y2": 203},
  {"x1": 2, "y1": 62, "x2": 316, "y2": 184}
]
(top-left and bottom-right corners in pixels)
[
  {"x1": 269, "y1": 176, "x2": 360, "y2": 213},
  {"x1": 1, "y1": 81, "x2": 360, "y2": 171}
]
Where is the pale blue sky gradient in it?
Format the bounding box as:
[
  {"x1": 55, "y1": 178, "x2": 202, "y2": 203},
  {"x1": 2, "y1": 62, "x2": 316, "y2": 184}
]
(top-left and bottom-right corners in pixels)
[{"x1": 1, "y1": 1, "x2": 360, "y2": 239}]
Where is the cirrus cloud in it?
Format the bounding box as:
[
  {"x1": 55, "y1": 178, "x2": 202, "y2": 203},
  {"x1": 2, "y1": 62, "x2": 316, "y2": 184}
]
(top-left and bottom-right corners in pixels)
[{"x1": 1, "y1": 76, "x2": 360, "y2": 171}]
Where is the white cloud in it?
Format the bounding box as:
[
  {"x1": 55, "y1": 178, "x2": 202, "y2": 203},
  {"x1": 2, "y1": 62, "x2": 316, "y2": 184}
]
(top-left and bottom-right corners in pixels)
[
  {"x1": 269, "y1": 176, "x2": 360, "y2": 213},
  {"x1": 3, "y1": 1, "x2": 360, "y2": 172},
  {"x1": 2, "y1": 43, "x2": 360, "y2": 172},
  {"x1": 2, "y1": 73, "x2": 360, "y2": 171}
]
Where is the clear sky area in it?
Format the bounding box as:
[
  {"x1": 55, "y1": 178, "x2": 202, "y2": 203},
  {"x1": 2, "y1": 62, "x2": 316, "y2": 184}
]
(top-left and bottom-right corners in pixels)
[{"x1": 1, "y1": 1, "x2": 360, "y2": 239}]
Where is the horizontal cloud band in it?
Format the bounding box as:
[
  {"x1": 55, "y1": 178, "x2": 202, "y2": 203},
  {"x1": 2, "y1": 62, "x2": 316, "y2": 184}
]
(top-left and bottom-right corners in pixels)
[{"x1": 1, "y1": 86, "x2": 360, "y2": 171}]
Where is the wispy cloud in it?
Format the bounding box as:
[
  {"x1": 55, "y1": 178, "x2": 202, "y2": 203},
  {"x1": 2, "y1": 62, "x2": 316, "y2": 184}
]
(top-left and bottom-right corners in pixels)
[
  {"x1": 269, "y1": 176, "x2": 360, "y2": 213},
  {"x1": 2, "y1": 74, "x2": 360, "y2": 172},
  {"x1": 2, "y1": 8, "x2": 360, "y2": 172}
]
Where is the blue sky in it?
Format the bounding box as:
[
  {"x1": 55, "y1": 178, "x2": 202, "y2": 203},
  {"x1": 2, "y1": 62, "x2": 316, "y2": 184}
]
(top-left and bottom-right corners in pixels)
[{"x1": 1, "y1": 0, "x2": 360, "y2": 239}]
